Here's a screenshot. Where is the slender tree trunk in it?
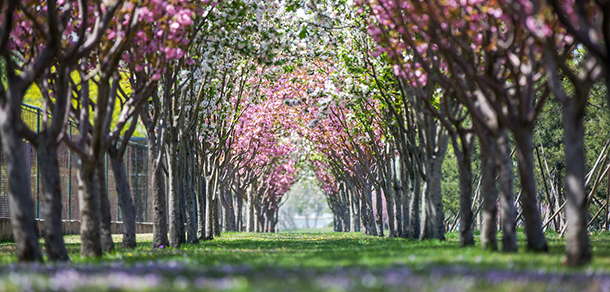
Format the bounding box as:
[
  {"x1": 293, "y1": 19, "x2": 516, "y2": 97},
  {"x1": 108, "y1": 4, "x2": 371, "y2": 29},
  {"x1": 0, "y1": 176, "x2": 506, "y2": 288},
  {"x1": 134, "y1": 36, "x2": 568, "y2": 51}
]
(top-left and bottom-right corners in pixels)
[
  {"x1": 0, "y1": 119, "x2": 43, "y2": 261},
  {"x1": 384, "y1": 186, "x2": 396, "y2": 237},
  {"x1": 76, "y1": 162, "x2": 102, "y2": 257},
  {"x1": 109, "y1": 153, "x2": 136, "y2": 249},
  {"x1": 393, "y1": 182, "x2": 403, "y2": 237},
  {"x1": 205, "y1": 175, "x2": 216, "y2": 239},
  {"x1": 96, "y1": 159, "x2": 115, "y2": 252},
  {"x1": 178, "y1": 183, "x2": 186, "y2": 244},
  {"x1": 166, "y1": 139, "x2": 181, "y2": 247},
  {"x1": 401, "y1": 160, "x2": 410, "y2": 238},
  {"x1": 37, "y1": 140, "x2": 69, "y2": 260},
  {"x1": 495, "y1": 131, "x2": 519, "y2": 252},
  {"x1": 350, "y1": 188, "x2": 360, "y2": 232},
  {"x1": 184, "y1": 144, "x2": 198, "y2": 244},
  {"x1": 364, "y1": 185, "x2": 378, "y2": 236},
  {"x1": 513, "y1": 129, "x2": 547, "y2": 252},
  {"x1": 563, "y1": 98, "x2": 591, "y2": 266},
  {"x1": 219, "y1": 185, "x2": 235, "y2": 232},
  {"x1": 342, "y1": 187, "x2": 351, "y2": 231},
  {"x1": 247, "y1": 185, "x2": 255, "y2": 232},
  {"x1": 198, "y1": 177, "x2": 207, "y2": 240},
  {"x1": 375, "y1": 187, "x2": 384, "y2": 237},
  {"x1": 480, "y1": 141, "x2": 498, "y2": 250},
  {"x1": 456, "y1": 143, "x2": 474, "y2": 247},
  {"x1": 384, "y1": 156, "x2": 397, "y2": 237},
  {"x1": 151, "y1": 160, "x2": 169, "y2": 248},
  {"x1": 409, "y1": 174, "x2": 421, "y2": 239},
  {"x1": 420, "y1": 149, "x2": 446, "y2": 240},
  {"x1": 213, "y1": 195, "x2": 221, "y2": 236},
  {"x1": 236, "y1": 192, "x2": 243, "y2": 231}
]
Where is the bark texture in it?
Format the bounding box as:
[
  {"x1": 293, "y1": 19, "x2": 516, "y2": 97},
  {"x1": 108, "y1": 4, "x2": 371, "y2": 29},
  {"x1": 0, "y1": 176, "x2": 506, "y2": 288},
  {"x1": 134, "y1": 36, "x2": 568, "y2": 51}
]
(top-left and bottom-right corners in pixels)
[
  {"x1": 97, "y1": 160, "x2": 115, "y2": 253},
  {"x1": 0, "y1": 119, "x2": 43, "y2": 261},
  {"x1": 109, "y1": 154, "x2": 137, "y2": 249},
  {"x1": 563, "y1": 98, "x2": 591, "y2": 266},
  {"x1": 37, "y1": 141, "x2": 70, "y2": 261}
]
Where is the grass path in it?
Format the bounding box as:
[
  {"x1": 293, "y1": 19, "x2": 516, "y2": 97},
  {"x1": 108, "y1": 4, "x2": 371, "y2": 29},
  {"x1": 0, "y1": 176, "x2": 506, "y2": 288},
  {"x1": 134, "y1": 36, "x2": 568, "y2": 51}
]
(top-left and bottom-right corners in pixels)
[{"x1": 1, "y1": 230, "x2": 610, "y2": 291}]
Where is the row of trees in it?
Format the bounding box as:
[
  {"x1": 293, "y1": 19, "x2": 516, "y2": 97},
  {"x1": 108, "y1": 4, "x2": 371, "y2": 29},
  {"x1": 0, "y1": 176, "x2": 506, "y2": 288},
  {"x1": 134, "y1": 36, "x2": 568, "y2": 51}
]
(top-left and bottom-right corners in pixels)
[
  {"x1": 300, "y1": 0, "x2": 608, "y2": 267},
  {"x1": 1, "y1": 0, "x2": 608, "y2": 268},
  {"x1": 0, "y1": 0, "x2": 305, "y2": 262}
]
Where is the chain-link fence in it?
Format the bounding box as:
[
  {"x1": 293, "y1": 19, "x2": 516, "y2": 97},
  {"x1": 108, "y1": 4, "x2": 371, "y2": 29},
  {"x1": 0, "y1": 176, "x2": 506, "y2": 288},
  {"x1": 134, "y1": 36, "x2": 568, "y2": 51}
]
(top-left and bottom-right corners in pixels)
[{"x1": 0, "y1": 104, "x2": 152, "y2": 222}]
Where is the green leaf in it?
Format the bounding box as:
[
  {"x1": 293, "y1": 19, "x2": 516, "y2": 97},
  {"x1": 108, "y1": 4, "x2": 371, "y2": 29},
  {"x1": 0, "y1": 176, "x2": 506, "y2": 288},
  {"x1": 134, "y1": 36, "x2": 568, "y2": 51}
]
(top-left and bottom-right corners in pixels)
[{"x1": 298, "y1": 28, "x2": 308, "y2": 39}]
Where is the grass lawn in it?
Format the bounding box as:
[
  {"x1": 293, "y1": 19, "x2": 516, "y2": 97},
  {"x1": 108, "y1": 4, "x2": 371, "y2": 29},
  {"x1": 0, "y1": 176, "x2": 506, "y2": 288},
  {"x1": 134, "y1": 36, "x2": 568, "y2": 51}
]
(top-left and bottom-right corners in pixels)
[{"x1": 1, "y1": 230, "x2": 610, "y2": 291}]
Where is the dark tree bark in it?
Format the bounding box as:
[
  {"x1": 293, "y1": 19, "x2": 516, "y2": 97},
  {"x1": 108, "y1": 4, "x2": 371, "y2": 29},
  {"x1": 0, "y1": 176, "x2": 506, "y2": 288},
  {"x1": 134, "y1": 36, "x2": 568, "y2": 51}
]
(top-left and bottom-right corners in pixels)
[
  {"x1": 76, "y1": 163, "x2": 102, "y2": 257},
  {"x1": 205, "y1": 172, "x2": 217, "y2": 239},
  {"x1": 108, "y1": 153, "x2": 137, "y2": 249},
  {"x1": 513, "y1": 129, "x2": 547, "y2": 252},
  {"x1": 198, "y1": 177, "x2": 207, "y2": 239},
  {"x1": 0, "y1": 121, "x2": 43, "y2": 261},
  {"x1": 495, "y1": 131, "x2": 519, "y2": 252},
  {"x1": 247, "y1": 183, "x2": 256, "y2": 233},
  {"x1": 183, "y1": 138, "x2": 198, "y2": 244},
  {"x1": 409, "y1": 174, "x2": 421, "y2": 239},
  {"x1": 37, "y1": 139, "x2": 69, "y2": 261},
  {"x1": 213, "y1": 195, "x2": 221, "y2": 236},
  {"x1": 349, "y1": 188, "x2": 361, "y2": 232},
  {"x1": 151, "y1": 164, "x2": 169, "y2": 248},
  {"x1": 454, "y1": 133, "x2": 475, "y2": 247},
  {"x1": 96, "y1": 159, "x2": 115, "y2": 252},
  {"x1": 562, "y1": 93, "x2": 591, "y2": 266},
  {"x1": 420, "y1": 143, "x2": 447, "y2": 240},
  {"x1": 479, "y1": 139, "x2": 498, "y2": 251},
  {"x1": 375, "y1": 186, "x2": 384, "y2": 237},
  {"x1": 166, "y1": 138, "x2": 182, "y2": 247}
]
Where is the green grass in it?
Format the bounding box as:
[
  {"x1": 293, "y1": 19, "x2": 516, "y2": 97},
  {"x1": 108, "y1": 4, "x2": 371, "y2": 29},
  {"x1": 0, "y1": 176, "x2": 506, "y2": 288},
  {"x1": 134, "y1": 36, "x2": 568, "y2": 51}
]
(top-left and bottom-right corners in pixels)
[{"x1": 1, "y1": 231, "x2": 610, "y2": 291}]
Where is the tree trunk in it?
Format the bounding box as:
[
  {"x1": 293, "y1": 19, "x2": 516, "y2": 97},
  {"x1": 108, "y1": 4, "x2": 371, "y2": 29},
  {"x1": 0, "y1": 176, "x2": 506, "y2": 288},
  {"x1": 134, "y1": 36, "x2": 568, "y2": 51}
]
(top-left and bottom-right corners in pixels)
[
  {"x1": 184, "y1": 144, "x2": 198, "y2": 244},
  {"x1": 401, "y1": 160, "x2": 410, "y2": 238},
  {"x1": 456, "y1": 143, "x2": 474, "y2": 247},
  {"x1": 409, "y1": 174, "x2": 421, "y2": 239},
  {"x1": 420, "y1": 149, "x2": 446, "y2": 240},
  {"x1": 166, "y1": 140, "x2": 181, "y2": 247},
  {"x1": 384, "y1": 186, "x2": 396, "y2": 237},
  {"x1": 375, "y1": 187, "x2": 384, "y2": 237},
  {"x1": 0, "y1": 119, "x2": 43, "y2": 261},
  {"x1": 495, "y1": 131, "x2": 519, "y2": 252},
  {"x1": 236, "y1": 192, "x2": 243, "y2": 231},
  {"x1": 205, "y1": 176, "x2": 215, "y2": 239},
  {"x1": 392, "y1": 182, "x2": 403, "y2": 238},
  {"x1": 563, "y1": 98, "x2": 591, "y2": 266},
  {"x1": 96, "y1": 159, "x2": 115, "y2": 252},
  {"x1": 198, "y1": 177, "x2": 207, "y2": 240},
  {"x1": 480, "y1": 142, "x2": 498, "y2": 250},
  {"x1": 37, "y1": 140, "x2": 69, "y2": 261},
  {"x1": 213, "y1": 195, "x2": 221, "y2": 236},
  {"x1": 76, "y1": 162, "x2": 103, "y2": 257},
  {"x1": 513, "y1": 129, "x2": 547, "y2": 252},
  {"x1": 151, "y1": 160, "x2": 169, "y2": 248},
  {"x1": 223, "y1": 186, "x2": 236, "y2": 232},
  {"x1": 349, "y1": 188, "x2": 360, "y2": 232},
  {"x1": 109, "y1": 153, "x2": 137, "y2": 249},
  {"x1": 363, "y1": 185, "x2": 377, "y2": 236},
  {"x1": 341, "y1": 187, "x2": 351, "y2": 231},
  {"x1": 247, "y1": 185, "x2": 255, "y2": 232}
]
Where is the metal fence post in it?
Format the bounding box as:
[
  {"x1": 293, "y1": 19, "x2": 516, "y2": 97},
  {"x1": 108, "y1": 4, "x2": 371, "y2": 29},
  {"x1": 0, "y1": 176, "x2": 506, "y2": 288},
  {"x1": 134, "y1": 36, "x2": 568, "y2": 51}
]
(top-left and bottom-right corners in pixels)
[
  {"x1": 126, "y1": 145, "x2": 130, "y2": 221},
  {"x1": 35, "y1": 108, "x2": 40, "y2": 218},
  {"x1": 68, "y1": 126, "x2": 72, "y2": 220},
  {"x1": 135, "y1": 146, "x2": 139, "y2": 222},
  {"x1": 144, "y1": 147, "x2": 148, "y2": 222}
]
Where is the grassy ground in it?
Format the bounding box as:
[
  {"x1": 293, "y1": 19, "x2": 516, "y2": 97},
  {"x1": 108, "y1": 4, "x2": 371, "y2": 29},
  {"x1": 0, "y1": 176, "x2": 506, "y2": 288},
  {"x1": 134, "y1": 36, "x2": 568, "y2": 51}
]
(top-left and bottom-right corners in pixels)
[{"x1": 1, "y1": 230, "x2": 610, "y2": 291}]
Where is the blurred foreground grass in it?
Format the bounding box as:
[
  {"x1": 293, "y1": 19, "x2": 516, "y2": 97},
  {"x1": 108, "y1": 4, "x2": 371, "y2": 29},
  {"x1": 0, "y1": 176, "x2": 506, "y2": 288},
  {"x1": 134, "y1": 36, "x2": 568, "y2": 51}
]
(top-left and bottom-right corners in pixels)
[{"x1": 1, "y1": 230, "x2": 610, "y2": 291}]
